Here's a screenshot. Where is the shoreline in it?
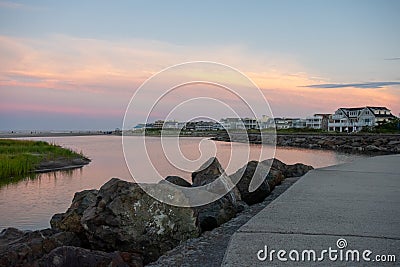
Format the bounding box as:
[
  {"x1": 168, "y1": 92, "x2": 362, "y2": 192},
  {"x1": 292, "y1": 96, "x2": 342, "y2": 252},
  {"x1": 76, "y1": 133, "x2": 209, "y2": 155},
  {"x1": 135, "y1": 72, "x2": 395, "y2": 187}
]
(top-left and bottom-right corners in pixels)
[
  {"x1": 0, "y1": 132, "x2": 109, "y2": 138},
  {"x1": 33, "y1": 157, "x2": 91, "y2": 173},
  {"x1": 2, "y1": 131, "x2": 400, "y2": 139}
]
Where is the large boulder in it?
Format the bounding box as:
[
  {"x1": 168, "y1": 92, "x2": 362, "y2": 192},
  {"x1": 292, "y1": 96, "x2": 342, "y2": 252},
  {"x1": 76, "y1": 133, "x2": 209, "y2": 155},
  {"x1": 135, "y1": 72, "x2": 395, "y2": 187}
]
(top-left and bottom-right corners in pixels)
[
  {"x1": 230, "y1": 159, "x2": 313, "y2": 206},
  {"x1": 284, "y1": 163, "x2": 314, "y2": 177},
  {"x1": 191, "y1": 157, "x2": 245, "y2": 232},
  {"x1": 229, "y1": 161, "x2": 272, "y2": 205},
  {"x1": 51, "y1": 189, "x2": 98, "y2": 238},
  {"x1": 261, "y1": 158, "x2": 313, "y2": 178},
  {"x1": 39, "y1": 246, "x2": 143, "y2": 267},
  {"x1": 0, "y1": 228, "x2": 81, "y2": 267},
  {"x1": 266, "y1": 168, "x2": 285, "y2": 190},
  {"x1": 80, "y1": 178, "x2": 199, "y2": 264},
  {"x1": 160, "y1": 175, "x2": 192, "y2": 187}
]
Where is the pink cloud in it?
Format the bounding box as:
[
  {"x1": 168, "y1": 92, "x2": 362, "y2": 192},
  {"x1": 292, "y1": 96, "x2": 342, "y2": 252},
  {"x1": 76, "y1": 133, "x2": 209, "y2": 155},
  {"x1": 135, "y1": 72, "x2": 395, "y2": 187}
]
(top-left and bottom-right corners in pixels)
[
  {"x1": 0, "y1": 102, "x2": 123, "y2": 117},
  {"x1": 0, "y1": 34, "x2": 398, "y2": 125}
]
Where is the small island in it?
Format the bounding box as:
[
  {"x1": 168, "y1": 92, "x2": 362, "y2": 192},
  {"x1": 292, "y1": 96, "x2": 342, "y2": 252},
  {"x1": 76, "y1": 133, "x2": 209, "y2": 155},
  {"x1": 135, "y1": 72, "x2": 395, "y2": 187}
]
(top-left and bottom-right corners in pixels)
[{"x1": 0, "y1": 139, "x2": 90, "y2": 185}]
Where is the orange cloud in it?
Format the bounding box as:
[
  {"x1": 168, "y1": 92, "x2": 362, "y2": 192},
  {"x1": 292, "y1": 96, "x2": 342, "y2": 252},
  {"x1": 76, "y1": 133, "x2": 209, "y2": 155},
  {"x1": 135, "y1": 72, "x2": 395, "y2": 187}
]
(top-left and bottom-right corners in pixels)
[{"x1": 0, "y1": 34, "x2": 398, "y2": 119}]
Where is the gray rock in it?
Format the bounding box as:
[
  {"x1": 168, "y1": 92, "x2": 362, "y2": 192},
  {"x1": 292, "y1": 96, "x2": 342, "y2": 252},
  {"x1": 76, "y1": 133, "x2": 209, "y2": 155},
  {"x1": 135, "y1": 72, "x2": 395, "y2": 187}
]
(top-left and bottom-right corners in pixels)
[
  {"x1": 261, "y1": 158, "x2": 313, "y2": 178},
  {"x1": 229, "y1": 161, "x2": 272, "y2": 205},
  {"x1": 308, "y1": 144, "x2": 321, "y2": 149},
  {"x1": 160, "y1": 176, "x2": 191, "y2": 187},
  {"x1": 266, "y1": 168, "x2": 285, "y2": 189},
  {"x1": 339, "y1": 145, "x2": 353, "y2": 150},
  {"x1": 51, "y1": 189, "x2": 98, "y2": 237},
  {"x1": 0, "y1": 228, "x2": 81, "y2": 267},
  {"x1": 284, "y1": 163, "x2": 314, "y2": 177},
  {"x1": 192, "y1": 158, "x2": 243, "y2": 232},
  {"x1": 388, "y1": 140, "x2": 400, "y2": 146},
  {"x1": 80, "y1": 178, "x2": 199, "y2": 264},
  {"x1": 365, "y1": 145, "x2": 382, "y2": 152},
  {"x1": 39, "y1": 246, "x2": 143, "y2": 267}
]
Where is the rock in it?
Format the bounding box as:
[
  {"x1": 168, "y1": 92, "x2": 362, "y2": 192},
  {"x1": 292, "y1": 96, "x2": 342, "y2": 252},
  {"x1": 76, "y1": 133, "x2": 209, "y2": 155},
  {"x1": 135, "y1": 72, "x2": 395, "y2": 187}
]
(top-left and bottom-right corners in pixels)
[
  {"x1": 262, "y1": 158, "x2": 313, "y2": 178},
  {"x1": 192, "y1": 157, "x2": 243, "y2": 232},
  {"x1": 317, "y1": 140, "x2": 326, "y2": 146},
  {"x1": 196, "y1": 196, "x2": 241, "y2": 232},
  {"x1": 0, "y1": 228, "x2": 81, "y2": 267},
  {"x1": 322, "y1": 140, "x2": 335, "y2": 148},
  {"x1": 365, "y1": 145, "x2": 382, "y2": 152},
  {"x1": 39, "y1": 246, "x2": 143, "y2": 267},
  {"x1": 266, "y1": 168, "x2": 285, "y2": 189},
  {"x1": 160, "y1": 176, "x2": 191, "y2": 187},
  {"x1": 192, "y1": 157, "x2": 224, "y2": 186},
  {"x1": 268, "y1": 158, "x2": 287, "y2": 171},
  {"x1": 191, "y1": 158, "x2": 241, "y2": 201},
  {"x1": 388, "y1": 140, "x2": 400, "y2": 146},
  {"x1": 229, "y1": 161, "x2": 271, "y2": 205},
  {"x1": 334, "y1": 140, "x2": 346, "y2": 146},
  {"x1": 339, "y1": 145, "x2": 353, "y2": 150},
  {"x1": 80, "y1": 178, "x2": 199, "y2": 264},
  {"x1": 308, "y1": 144, "x2": 321, "y2": 149},
  {"x1": 51, "y1": 189, "x2": 98, "y2": 237},
  {"x1": 284, "y1": 163, "x2": 314, "y2": 178},
  {"x1": 373, "y1": 141, "x2": 382, "y2": 146}
]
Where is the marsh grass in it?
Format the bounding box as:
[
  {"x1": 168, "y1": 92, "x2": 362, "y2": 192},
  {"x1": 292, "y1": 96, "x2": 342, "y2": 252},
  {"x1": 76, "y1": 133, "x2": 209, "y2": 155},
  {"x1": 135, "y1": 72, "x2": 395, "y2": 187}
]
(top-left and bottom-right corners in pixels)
[{"x1": 0, "y1": 139, "x2": 87, "y2": 182}]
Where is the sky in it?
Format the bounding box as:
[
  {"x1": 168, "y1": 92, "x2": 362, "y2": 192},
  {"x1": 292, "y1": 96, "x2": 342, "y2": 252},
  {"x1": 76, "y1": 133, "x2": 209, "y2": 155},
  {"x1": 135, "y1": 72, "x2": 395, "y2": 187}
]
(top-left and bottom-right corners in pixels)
[{"x1": 0, "y1": 0, "x2": 399, "y2": 130}]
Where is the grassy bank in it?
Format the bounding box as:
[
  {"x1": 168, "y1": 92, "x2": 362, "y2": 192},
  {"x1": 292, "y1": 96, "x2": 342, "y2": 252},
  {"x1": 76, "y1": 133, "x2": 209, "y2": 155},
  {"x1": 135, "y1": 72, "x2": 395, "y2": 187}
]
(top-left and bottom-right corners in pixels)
[{"x1": 0, "y1": 139, "x2": 88, "y2": 183}]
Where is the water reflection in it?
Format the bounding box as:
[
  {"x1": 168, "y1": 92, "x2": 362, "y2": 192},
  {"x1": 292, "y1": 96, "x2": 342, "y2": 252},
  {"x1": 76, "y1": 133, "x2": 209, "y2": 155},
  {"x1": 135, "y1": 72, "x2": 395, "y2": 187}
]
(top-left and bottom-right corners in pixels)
[{"x1": 0, "y1": 136, "x2": 368, "y2": 230}]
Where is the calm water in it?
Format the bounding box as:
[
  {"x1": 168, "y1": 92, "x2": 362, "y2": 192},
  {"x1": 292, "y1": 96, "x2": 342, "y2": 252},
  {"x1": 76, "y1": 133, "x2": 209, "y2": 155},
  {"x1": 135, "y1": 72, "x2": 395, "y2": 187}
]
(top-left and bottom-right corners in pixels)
[{"x1": 0, "y1": 136, "x2": 368, "y2": 230}]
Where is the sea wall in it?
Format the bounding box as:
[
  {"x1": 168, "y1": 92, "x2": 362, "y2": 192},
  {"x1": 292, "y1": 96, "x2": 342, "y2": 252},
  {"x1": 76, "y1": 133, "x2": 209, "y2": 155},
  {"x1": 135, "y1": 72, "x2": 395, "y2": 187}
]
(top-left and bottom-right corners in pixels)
[
  {"x1": 212, "y1": 133, "x2": 400, "y2": 154},
  {"x1": 0, "y1": 158, "x2": 313, "y2": 266}
]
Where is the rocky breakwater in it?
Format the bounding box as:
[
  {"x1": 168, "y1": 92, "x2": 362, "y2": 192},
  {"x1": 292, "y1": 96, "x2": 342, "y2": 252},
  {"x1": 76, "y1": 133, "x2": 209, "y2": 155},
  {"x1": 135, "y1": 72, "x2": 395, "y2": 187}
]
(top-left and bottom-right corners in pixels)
[
  {"x1": 0, "y1": 158, "x2": 313, "y2": 266},
  {"x1": 50, "y1": 178, "x2": 199, "y2": 265},
  {"x1": 212, "y1": 132, "x2": 400, "y2": 154}
]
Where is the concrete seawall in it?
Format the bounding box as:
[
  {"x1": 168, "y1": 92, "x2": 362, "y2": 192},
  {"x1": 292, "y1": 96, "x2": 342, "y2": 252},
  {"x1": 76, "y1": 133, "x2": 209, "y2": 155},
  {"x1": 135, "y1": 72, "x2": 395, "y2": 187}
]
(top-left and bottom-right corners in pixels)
[{"x1": 222, "y1": 154, "x2": 400, "y2": 266}]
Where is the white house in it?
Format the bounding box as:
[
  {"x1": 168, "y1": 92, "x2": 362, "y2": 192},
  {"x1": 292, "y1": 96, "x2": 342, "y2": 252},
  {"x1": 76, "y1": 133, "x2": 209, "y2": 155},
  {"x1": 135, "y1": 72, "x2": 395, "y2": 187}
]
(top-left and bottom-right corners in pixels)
[
  {"x1": 274, "y1": 118, "x2": 292, "y2": 129},
  {"x1": 220, "y1": 118, "x2": 245, "y2": 130},
  {"x1": 242, "y1": 118, "x2": 258, "y2": 129},
  {"x1": 328, "y1": 106, "x2": 395, "y2": 132},
  {"x1": 292, "y1": 118, "x2": 307, "y2": 128},
  {"x1": 306, "y1": 114, "x2": 331, "y2": 130}
]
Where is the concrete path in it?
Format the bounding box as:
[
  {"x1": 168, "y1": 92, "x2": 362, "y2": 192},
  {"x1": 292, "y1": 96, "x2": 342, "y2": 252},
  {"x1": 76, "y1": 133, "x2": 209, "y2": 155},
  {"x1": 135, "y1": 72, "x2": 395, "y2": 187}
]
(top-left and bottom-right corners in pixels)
[{"x1": 222, "y1": 154, "x2": 400, "y2": 266}]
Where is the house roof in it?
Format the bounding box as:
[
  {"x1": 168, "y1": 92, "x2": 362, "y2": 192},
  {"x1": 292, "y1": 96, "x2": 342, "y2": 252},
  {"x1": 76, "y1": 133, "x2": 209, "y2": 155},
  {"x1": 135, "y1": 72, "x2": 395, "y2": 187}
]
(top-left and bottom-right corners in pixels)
[
  {"x1": 366, "y1": 106, "x2": 390, "y2": 110},
  {"x1": 340, "y1": 107, "x2": 364, "y2": 111},
  {"x1": 314, "y1": 113, "x2": 332, "y2": 116}
]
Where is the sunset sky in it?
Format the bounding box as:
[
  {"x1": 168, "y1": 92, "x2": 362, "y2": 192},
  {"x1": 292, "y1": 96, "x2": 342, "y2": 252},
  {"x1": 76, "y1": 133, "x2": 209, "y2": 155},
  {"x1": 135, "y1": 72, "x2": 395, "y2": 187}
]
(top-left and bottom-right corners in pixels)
[{"x1": 1, "y1": 0, "x2": 399, "y2": 130}]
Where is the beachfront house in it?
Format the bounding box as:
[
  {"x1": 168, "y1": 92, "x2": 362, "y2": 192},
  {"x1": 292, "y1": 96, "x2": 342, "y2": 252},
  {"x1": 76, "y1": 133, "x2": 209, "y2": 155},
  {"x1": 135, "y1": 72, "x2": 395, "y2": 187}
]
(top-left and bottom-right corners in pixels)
[
  {"x1": 274, "y1": 118, "x2": 292, "y2": 129},
  {"x1": 291, "y1": 118, "x2": 307, "y2": 128},
  {"x1": 306, "y1": 114, "x2": 331, "y2": 130},
  {"x1": 328, "y1": 106, "x2": 395, "y2": 132},
  {"x1": 220, "y1": 118, "x2": 245, "y2": 130}
]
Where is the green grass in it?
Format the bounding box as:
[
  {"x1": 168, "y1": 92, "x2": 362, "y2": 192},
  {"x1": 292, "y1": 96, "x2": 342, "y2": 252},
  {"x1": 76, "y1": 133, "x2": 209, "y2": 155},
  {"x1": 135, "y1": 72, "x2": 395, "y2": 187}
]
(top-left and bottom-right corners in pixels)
[
  {"x1": 360, "y1": 118, "x2": 400, "y2": 134},
  {"x1": 0, "y1": 139, "x2": 87, "y2": 183}
]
